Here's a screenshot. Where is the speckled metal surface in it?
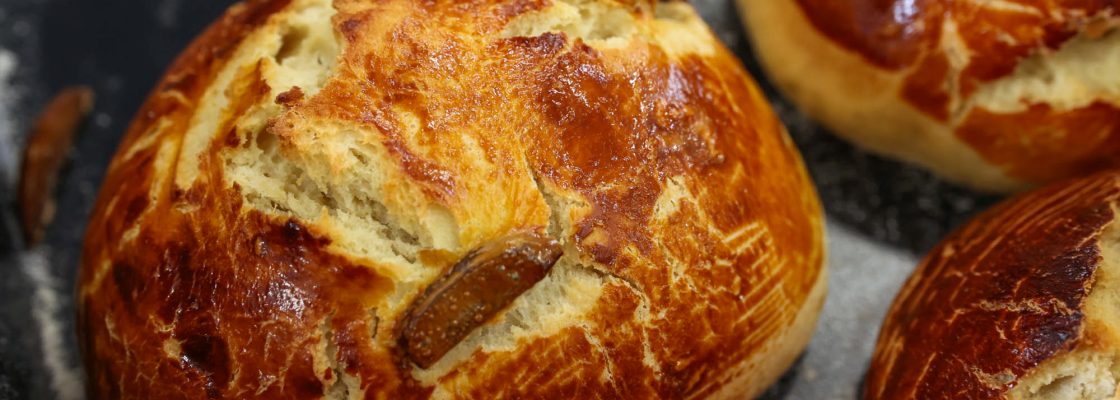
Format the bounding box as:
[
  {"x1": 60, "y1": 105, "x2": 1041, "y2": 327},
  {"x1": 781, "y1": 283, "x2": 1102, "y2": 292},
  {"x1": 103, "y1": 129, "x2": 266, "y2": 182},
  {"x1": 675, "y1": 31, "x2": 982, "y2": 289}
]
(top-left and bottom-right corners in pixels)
[{"x1": 0, "y1": 1, "x2": 1002, "y2": 399}]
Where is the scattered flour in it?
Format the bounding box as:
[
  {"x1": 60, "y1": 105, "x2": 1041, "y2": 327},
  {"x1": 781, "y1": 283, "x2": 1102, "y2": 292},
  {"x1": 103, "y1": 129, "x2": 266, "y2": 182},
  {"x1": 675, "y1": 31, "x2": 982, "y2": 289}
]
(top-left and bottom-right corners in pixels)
[
  {"x1": 0, "y1": 32, "x2": 83, "y2": 400},
  {"x1": 0, "y1": 48, "x2": 19, "y2": 187},
  {"x1": 156, "y1": 0, "x2": 184, "y2": 29},
  {"x1": 21, "y1": 249, "x2": 83, "y2": 400}
]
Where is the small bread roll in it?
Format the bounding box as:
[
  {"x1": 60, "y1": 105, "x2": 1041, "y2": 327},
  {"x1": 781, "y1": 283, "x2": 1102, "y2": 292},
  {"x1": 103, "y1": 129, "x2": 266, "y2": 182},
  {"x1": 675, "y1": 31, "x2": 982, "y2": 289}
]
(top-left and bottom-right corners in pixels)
[
  {"x1": 866, "y1": 171, "x2": 1120, "y2": 399},
  {"x1": 737, "y1": 0, "x2": 1120, "y2": 192},
  {"x1": 77, "y1": 0, "x2": 826, "y2": 398}
]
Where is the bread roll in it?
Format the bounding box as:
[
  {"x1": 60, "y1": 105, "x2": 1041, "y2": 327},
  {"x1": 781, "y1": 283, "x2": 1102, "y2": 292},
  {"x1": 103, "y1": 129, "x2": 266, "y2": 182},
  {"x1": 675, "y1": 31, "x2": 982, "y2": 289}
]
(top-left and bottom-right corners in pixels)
[
  {"x1": 866, "y1": 171, "x2": 1120, "y2": 399},
  {"x1": 77, "y1": 0, "x2": 826, "y2": 398},
  {"x1": 737, "y1": 0, "x2": 1120, "y2": 192}
]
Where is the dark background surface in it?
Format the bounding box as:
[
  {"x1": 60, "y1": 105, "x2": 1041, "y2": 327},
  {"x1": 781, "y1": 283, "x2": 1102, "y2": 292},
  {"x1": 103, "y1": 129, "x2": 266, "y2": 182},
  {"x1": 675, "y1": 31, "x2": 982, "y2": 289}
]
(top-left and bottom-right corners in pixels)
[{"x1": 0, "y1": 1, "x2": 1002, "y2": 399}]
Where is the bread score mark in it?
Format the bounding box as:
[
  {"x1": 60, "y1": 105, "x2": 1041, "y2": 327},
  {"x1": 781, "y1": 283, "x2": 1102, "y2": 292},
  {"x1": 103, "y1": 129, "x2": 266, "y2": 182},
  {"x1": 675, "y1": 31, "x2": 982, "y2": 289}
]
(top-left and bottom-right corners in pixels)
[{"x1": 399, "y1": 231, "x2": 563, "y2": 368}]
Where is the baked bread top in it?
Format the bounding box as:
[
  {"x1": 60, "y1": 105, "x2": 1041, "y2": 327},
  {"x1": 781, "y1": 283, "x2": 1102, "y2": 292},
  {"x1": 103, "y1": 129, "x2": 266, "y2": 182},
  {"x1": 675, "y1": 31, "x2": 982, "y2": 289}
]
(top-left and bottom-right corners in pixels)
[
  {"x1": 741, "y1": 0, "x2": 1119, "y2": 191},
  {"x1": 796, "y1": 0, "x2": 1120, "y2": 184},
  {"x1": 867, "y1": 171, "x2": 1120, "y2": 399},
  {"x1": 77, "y1": 0, "x2": 825, "y2": 398}
]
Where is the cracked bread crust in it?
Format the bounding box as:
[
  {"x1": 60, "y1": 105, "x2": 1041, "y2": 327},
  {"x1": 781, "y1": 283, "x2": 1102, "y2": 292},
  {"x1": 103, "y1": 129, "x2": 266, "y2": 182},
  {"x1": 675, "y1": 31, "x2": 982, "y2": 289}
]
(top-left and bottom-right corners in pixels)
[
  {"x1": 738, "y1": 0, "x2": 1120, "y2": 192},
  {"x1": 866, "y1": 171, "x2": 1120, "y2": 399},
  {"x1": 77, "y1": 0, "x2": 826, "y2": 398}
]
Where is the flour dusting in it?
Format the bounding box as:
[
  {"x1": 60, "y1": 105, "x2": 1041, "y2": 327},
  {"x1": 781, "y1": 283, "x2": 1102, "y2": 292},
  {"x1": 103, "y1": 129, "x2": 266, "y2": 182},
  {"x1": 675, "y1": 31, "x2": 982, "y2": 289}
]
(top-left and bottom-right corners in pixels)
[
  {"x1": 0, "y1": 48, "x2": 19, "y2": 187},
  {"x1": 156, "y1": 0, "x2": 184, "y2": 29},
  {"x1": 21, "y1": 250, "x2": 83, "y2": 400}
]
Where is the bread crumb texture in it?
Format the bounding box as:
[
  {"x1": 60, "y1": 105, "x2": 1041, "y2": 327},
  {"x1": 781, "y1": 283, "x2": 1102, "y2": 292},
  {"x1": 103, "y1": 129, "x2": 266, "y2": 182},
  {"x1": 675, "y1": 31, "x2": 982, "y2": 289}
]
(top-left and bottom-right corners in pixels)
[
  {"x1": 77, "y1": 0, "x2": 825, "y2": 399},
  {"x1": 866, "y1": 172, "x2": 1120, "y2": 399}
]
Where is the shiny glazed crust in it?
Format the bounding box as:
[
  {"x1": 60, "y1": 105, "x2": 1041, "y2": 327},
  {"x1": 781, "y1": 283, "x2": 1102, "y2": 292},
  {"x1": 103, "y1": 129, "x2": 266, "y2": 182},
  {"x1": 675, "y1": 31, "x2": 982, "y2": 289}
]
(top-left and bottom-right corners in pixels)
[
  {"x1": 866, "y1": 172, "x2": 1120, "y2": 399},
  {"x1": 738, "y1": 0, "x2": 1120, "y2": 192},
  {"x1": 77, "y1": 0, "x2": 826, "y2": 398}
]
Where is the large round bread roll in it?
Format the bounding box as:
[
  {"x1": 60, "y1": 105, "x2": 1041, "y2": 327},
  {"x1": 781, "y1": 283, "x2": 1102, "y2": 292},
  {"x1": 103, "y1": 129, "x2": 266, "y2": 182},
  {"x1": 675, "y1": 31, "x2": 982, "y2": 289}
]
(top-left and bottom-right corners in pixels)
[
  {"x1": 867, "y1": 171, "x2": 1120, "y2": 399},
  {"x1": 77, "y1": 0, "x2": 826, "y2": 398},
  {"x1": 737, "y1": 0, "x2": 1120, "y2": 192}
]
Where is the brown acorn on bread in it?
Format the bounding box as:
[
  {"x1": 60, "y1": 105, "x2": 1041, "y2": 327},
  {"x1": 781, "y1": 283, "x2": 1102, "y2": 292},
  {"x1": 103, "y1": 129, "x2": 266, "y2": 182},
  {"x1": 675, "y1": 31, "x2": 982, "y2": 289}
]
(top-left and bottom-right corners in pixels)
[{"x1": 76, "y1": 0, "x2": 827, "y2": 398}]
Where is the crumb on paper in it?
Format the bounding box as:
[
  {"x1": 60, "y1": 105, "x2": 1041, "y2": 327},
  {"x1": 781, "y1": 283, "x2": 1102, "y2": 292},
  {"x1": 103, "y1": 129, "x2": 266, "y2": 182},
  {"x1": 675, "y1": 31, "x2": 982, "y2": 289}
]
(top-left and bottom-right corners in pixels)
[{"x1": 805, "y1": 368, "x2": 819, "y2": 382}]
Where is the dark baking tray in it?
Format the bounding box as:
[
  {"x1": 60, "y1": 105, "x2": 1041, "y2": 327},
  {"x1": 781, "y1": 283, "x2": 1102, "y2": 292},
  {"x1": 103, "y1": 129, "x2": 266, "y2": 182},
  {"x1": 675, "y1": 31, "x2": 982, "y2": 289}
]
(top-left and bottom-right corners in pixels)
[{"x1": 0, "y1": 0, "x2": 1001, "y2": 399}]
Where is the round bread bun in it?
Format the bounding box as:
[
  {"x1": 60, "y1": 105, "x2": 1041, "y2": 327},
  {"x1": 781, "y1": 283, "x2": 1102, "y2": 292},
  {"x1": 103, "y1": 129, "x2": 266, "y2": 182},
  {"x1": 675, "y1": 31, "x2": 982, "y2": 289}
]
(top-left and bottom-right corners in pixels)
[
  {"x1": 737, "y1": 0, "x2": 1120, "y2": 192},
  {"x1": 866, "y1": 171, "x2": 1120, "y2": 399},
  {"x1": 77, "y1": 0, "x2": 826, "y2": 398}
]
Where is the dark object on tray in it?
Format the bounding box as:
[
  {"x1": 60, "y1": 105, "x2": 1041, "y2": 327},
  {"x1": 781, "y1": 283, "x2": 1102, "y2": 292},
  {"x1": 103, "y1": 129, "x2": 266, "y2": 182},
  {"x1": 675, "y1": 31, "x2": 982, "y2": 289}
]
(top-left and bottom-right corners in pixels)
[{"x1": 18, "y1": 86, "x2": 93, "y2": 246}]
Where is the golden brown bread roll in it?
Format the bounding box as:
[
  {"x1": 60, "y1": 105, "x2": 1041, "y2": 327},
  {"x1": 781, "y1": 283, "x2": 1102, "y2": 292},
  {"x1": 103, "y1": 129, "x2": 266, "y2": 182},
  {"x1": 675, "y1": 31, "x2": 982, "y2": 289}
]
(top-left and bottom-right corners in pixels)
[
  {"x1": 866, "y1": 171, "x2": 1120, "y2": 399},
  {"x1": 77, "y1": 0, "x2": 826, "y2": 398},
  {"x1": 737, "y1": 0, "x2": 1120, "y2": 192}
]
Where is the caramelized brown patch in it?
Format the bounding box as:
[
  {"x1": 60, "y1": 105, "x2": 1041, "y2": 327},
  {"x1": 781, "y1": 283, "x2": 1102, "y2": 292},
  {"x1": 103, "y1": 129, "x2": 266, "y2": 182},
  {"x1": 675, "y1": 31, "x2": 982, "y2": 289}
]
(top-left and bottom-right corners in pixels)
[
  {"x1": 956, "y1": 102, "x2": 1120, "y2": 183},
  {"x1": 85, "y1": 189, "x2": 394, "y2": 398},
  {"x1": 495, "y1": 0, "x2": 551, "y2": 21},
  {"x1": 900, "y1": 52, "x2": 950, "y2": 121},
  {"x1": 110, "y1": 262, "x2": 143, "y2": 313},
  {"x1": 865, "y1": 172, "x2": 1120, "y2": 399},
  {"x1": 275, "y1": 86, "x2": 305, "y2": 106},
  {"x1": 178, "y1": 325, "x2": 231, "y2": 398},
  {"x1": 792, "y1": 0, "x2": 937, "y2": 69}
]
